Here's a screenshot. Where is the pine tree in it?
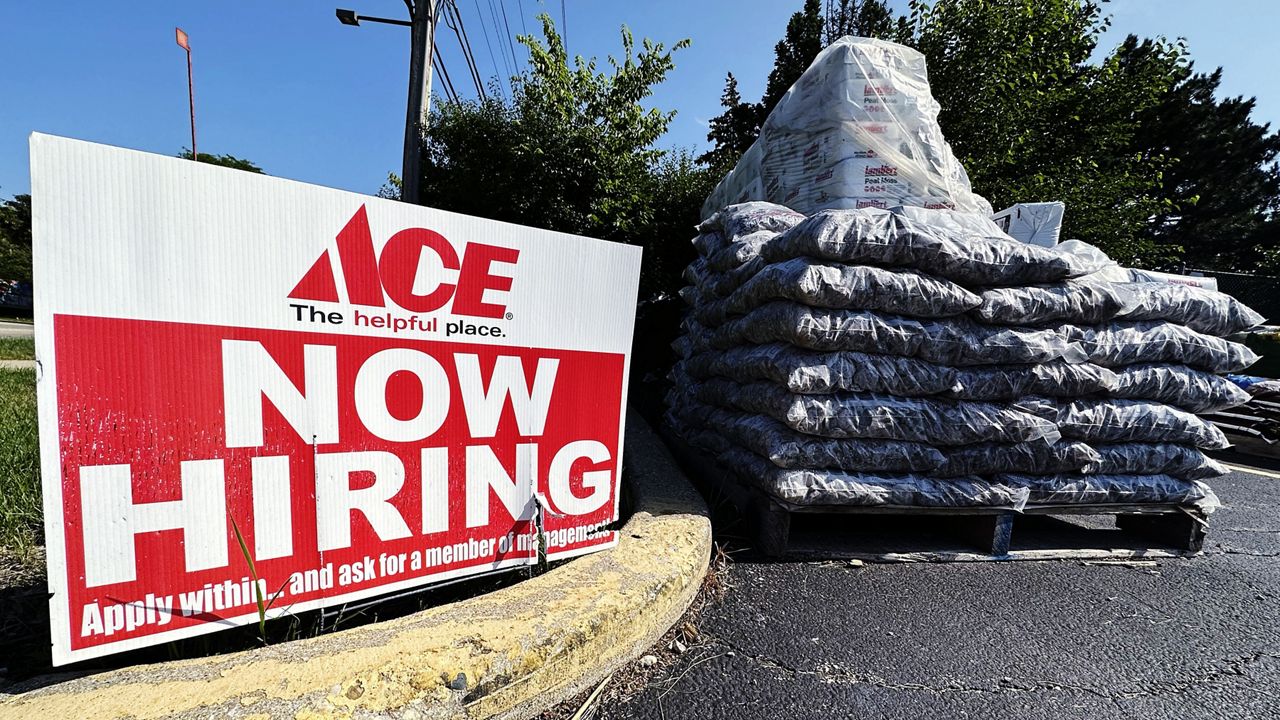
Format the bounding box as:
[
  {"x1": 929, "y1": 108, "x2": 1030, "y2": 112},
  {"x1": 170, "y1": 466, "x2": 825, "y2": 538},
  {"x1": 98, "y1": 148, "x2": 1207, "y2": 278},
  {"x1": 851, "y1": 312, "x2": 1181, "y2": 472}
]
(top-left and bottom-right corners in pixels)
[
  {"x1": 1132, "y1": 60, "x2": 1280, "y2": 270},
  {"x1": 699, "y1": 74, "x2": 764, "y2": 171},
  {"x1": 825, "y1": 0, "x2": 900, "y2": 43},
  {"x1": 760, "y1": 0, "x2": 826, "y2": 116}
]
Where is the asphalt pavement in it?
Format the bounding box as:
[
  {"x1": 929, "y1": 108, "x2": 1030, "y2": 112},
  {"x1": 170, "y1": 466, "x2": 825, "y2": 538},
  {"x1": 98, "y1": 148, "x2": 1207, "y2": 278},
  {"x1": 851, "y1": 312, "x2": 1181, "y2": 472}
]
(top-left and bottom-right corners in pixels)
[{"x1": 603, "y1": 455, "x2": 1280, "y2": 720}]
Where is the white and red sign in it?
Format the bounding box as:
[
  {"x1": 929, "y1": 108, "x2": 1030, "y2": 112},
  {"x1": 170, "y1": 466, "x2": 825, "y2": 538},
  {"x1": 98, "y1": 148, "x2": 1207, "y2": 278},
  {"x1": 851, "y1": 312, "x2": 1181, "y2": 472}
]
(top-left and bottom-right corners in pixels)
[{"x1": 31, "y1": 134, "x2": 642, "y2": 665}]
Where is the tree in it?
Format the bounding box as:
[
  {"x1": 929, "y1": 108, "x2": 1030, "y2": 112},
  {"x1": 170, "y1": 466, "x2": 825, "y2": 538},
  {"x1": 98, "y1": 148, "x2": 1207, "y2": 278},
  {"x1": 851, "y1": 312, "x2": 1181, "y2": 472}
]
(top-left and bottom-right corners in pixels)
[
  {"x1": 0, "y1": 194, "x2": 32, "y2": 282},
  {"x1": 702, "y1": 0, "x2": 904, "y2": 174},
  {"x1": 1128, "y1": 57, "x2": 1280, "y2": 271},
  {"x1": 699, "y1": 73, "x2": 762, "y2": 172},
  {"x1": 177, "y1": 150, "x2": 265, "y2": 174},
  {"x1": 418, "y1": 14, "x2": 702, "y2": 302},
  {"x1": 825, "y1": 0, "x2": 907, "y2": 43},
  {"x1": 760, "y1": 0, "x2": 826, "y2": 117},
  {"x1": 901, "y1": 1, "x2": 1188, "y2": 265}
]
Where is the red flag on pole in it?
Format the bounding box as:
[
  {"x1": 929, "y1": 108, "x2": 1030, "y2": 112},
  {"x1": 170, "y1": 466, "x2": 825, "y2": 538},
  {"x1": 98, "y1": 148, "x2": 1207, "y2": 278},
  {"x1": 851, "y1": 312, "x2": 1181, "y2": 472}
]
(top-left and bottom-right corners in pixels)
[{"x1": 175, "y1": 27, "x2": 190, "y2": 51}]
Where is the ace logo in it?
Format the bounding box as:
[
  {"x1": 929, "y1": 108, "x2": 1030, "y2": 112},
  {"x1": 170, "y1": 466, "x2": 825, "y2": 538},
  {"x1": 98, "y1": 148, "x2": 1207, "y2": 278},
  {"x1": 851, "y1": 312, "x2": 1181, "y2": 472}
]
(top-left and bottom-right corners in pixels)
[{"x1": 289, "y1": 205, "x2": 520, "y2": 319}]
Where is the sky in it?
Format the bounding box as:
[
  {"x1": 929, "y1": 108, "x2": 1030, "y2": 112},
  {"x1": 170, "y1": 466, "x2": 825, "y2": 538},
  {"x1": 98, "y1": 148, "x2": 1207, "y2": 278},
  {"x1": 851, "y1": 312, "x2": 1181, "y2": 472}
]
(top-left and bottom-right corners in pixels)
[{"x1": 2, "y1": 0, "x2": 1278, "y2": 199}]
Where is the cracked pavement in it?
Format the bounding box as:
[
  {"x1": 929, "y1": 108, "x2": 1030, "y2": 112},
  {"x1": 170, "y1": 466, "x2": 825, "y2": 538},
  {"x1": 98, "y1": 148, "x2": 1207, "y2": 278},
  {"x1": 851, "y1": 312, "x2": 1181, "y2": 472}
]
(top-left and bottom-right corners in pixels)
[{"x1": 601, "y1": 457, "x2": 1280, "y2": 719}]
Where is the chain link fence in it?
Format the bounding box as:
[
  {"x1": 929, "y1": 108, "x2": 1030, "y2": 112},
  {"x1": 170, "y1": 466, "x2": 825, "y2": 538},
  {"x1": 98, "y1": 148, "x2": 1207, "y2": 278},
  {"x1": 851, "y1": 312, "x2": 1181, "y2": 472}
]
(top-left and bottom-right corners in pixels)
[{"x1": 1187, "y1": 269, "x2": 1280, "y2": 325}]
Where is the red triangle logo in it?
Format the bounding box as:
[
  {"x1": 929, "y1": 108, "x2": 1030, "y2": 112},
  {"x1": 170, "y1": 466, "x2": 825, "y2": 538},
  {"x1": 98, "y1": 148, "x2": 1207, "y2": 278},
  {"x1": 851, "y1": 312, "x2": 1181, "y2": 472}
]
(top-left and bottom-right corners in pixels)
[{"x1": 288, "y1": 249, "x2": 339, "y2": 302}]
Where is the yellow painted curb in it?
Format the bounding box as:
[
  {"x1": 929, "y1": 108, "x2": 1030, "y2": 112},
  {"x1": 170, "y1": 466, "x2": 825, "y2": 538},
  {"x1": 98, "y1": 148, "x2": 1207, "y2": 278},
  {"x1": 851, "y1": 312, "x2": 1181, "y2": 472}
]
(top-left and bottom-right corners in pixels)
[{"x1": 0, "y1": 410, "x2": 711, "y2": 720}]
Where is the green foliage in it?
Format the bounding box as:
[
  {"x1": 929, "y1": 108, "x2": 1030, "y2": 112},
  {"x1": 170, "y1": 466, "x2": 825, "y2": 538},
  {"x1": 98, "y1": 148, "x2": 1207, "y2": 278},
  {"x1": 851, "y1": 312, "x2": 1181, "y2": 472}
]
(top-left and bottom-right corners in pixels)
[
  {"x1": 177, "y1": 149, "x2": 265, "y2": 174},
  {"x1": 904, "y1": 0, "x2": 1187, "y2": 266},
  {"x1": 0, "y1": 194, "x2": 32, "y2": 282},
  {"x1": 704, "y1": 0, "x2": 1279, "y2": 269},
  {"x1": 699, "y1": 74, "x2": 761, "y2": 173},
  {"x1": 761, "y1": 0, "x2": 827, "y2": 115},
  {"x1": 702, "y1": 0, "x2": 910, "y2": 175},
  {"x1": 825, "y1": 0, "x2": 910, "y2": 45},
  {"x1": 418, "y1": 13, "x2": 707, "y2": 301},
  {"x1": 0, "y1": 368, "x2": 39, "y2": 551},
  {"x1": 0, "y1": 338, "x2": 33, "y2": 360},
  {"x1": 1129, "y1": 56, "x2": 1280, "y2": 271}
]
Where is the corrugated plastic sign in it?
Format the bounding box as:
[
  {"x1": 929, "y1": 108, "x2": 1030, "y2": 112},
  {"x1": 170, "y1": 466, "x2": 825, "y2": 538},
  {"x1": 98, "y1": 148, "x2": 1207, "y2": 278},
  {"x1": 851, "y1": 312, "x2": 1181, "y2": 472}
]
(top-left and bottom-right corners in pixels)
[{"x1": 31, "y1": 134, "x2": 642, "y2": 665}]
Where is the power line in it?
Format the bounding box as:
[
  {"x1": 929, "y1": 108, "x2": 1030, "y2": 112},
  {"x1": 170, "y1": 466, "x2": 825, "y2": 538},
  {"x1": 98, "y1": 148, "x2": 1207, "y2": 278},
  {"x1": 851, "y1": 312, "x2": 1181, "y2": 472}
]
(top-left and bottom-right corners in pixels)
[
  {"x1": 497, "y1": 0, "x2": 520, "y2": 73},
  {"x1": 484, "y1": 0, "x2": 515, "y2": 81},
  {"x1": 561, "y1": 0, "x2": 566, "y2": 49},
  {"x1": 516, "y1": 0, "x2": 528, "y2": 36},
  {"x1": 471, "y1": 0, "x2": 509, "y2": 98},
  {"x1": 443, "y1": 0, "x2": 487, "y2": 99},
  {"x1": 432, "y1": 53, "x2": 460, "y2": 104}
]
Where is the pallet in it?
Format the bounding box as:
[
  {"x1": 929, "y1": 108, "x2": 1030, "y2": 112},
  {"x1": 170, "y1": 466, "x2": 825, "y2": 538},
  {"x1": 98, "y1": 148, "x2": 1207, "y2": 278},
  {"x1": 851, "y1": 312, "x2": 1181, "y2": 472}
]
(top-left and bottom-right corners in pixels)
[
  {"x1": 1222, "y1": 432, "x2": 1280, "y2": 461},
  {"x1": 660, "y1": 427, "x2": 1207, "y2": 562}
]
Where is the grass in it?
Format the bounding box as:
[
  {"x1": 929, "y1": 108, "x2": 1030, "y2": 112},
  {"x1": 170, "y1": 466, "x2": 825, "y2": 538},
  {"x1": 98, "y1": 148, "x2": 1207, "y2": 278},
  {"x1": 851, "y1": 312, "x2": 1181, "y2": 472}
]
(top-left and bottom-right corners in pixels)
[
  {"x1": 0, "y1": 368, "x2": 40, "y2": 553},
  {"x1": 0, "y1": 337, "x2": 34, "y2": 361}
]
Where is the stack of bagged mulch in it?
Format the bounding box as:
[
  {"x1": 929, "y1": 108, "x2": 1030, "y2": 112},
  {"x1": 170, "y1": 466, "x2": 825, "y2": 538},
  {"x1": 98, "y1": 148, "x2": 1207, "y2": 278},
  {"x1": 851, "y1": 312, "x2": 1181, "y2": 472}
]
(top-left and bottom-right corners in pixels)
[{"x1": 666, "y1": 201, "x2": 1263, "y2": 514}]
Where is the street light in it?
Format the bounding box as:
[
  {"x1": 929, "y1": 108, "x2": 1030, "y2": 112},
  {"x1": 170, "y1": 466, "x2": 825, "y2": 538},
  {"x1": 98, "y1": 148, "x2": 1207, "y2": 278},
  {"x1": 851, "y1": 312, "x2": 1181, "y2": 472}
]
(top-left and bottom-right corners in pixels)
[
  {"x1": 336, "y1": 2, "x2": 437, "y2": 205},
  {"x1": 335, "y1": 8, "x2": 412, "y2": 27}
]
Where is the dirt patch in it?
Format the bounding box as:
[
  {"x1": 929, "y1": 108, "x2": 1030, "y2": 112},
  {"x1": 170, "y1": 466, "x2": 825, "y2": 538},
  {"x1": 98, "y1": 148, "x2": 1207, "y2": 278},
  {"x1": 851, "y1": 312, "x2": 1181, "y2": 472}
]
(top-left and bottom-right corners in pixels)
[{"x1": 537, "y1": 542, "x2": 732, "y2": 720}]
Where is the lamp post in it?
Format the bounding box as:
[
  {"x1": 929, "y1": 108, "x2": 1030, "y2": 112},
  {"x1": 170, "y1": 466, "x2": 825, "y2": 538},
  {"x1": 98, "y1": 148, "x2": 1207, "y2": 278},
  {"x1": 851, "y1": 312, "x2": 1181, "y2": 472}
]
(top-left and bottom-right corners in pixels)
[
  {"x1": 175, "y1": 27, "x2": 197, "y2": 162},
  {"x1": 336, "y1": 2, "x2": 439, "y2": 205}
]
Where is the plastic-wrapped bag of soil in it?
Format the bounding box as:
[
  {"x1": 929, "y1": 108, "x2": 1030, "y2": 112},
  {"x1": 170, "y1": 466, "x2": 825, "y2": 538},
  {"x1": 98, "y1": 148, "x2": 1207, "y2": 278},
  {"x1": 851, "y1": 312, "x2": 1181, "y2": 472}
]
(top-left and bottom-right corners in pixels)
[
  {"x1": 1014, "y1": 397, "x2": 1230, "y2": 449},
  {"x1": 761, "y1": 209, "x2": 1103, "y2": 287},
  {"x1": 718, "y1": 446, "x2": 1030, "y2": 508},
  {"x1": 669, "y1": 401, "x2": 946, "y2": 473},
  {"x1": 1084, "y1": 443, "x2": 1229, "y2": 481},
  {"x1": 706, "y1": 302, "x2": 1076, "y2": 366},
  {"x1": 972, "y1": 278, "x2": 1135, "y2": 326},
  {"x1": 949, "y1": 361, "x2": 1117, "y2": 401},
  {"x1": 679, "y1": 344, "x2": 957, "y2": 396},
  {"x1": 1117, "y1": 282, "x2": 1265, "y2": 336},
  {"x1": 698, "y1": 201, "x2": 806, "y2": 240},
  {"x1": 704, "y1": 230, "x2": 776, "y2": 271},
  {"x1": 935, "y1": 440, "x2": 1100, "y2": 477},
  {"x1": 692, "y1": 258, "x2": 981, "y2": 325},
  {"x1": 1110, "y1": 363, "x2": 1252, "y2": 414},
  {"x1": 1058, "y1": 320, "x2": 1259, "y2": 374},
  {"x1": 684, "y1": 255, "x2": 768, "y2": 299},
  {"x1": 702, "y1": 301, "x2": 926, "y2": 355},
  {"x1": 691, "y1": 231, "x2": 727, "y2": 259},
  {"x1": 996, "y1": 473, "x2": 1220, "y2": 511},
  {"x1": 692, "y1": 377, "x2": 1061, "y2": 445}
]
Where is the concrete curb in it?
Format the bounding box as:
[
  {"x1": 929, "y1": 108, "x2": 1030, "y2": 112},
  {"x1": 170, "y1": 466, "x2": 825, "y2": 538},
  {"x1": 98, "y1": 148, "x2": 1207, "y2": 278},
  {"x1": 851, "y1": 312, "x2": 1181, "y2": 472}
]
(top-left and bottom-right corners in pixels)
[{"x1": 0, "y1": 410, "x2": 711, "y2": 720}]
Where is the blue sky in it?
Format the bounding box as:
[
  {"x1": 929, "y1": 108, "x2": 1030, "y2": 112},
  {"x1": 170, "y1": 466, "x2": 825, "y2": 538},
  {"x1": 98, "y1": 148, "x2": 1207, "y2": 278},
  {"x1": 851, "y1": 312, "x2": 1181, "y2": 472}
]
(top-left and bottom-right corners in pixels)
[{"x1": 2, "y1": 0, "x2": 1278, "y2": 199}]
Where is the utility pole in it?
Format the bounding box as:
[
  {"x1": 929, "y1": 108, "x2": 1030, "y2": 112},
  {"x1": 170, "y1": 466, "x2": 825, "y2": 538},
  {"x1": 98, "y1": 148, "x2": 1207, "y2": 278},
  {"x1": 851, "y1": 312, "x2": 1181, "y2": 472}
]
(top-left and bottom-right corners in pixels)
[
  {"x1": 336, "y1": 2, "x2": 440, "y2": 205},
  {"x1": 401, "y1": 0, "x2": 439, "y2": 206}
]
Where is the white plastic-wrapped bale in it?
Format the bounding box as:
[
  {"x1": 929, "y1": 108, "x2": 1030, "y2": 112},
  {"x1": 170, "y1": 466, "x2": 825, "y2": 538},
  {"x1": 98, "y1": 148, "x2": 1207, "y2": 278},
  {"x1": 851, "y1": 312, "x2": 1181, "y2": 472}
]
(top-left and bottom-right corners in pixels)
[{"x1": 702, "y1": 38, "x2": 990, "y2": 218}]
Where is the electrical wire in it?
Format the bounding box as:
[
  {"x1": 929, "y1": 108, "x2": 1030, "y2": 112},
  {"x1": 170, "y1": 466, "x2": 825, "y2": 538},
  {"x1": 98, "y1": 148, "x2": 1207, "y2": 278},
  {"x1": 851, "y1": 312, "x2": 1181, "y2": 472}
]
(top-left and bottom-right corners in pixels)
[
  {"x1": 432, "y1": 53, "x2": 460, "y2": 104},
  {"x1": 470, "y1": 0, "x2": 509, "y2": 98},
  {"x1": 497, "y1": 0, "x2": 521, "y2": 73},
  {"x1": 443, "y1": 0, "x2": 487, "y2": 99},
  {"x1": 485, "y1": 0, "x2": 516, "y2": 81},
  {"x1": 516, "y1": 0, "x2": 528, "y2": 36},
  {"x1": 560, "y1": 0, "x2": 566, "y2": 49}
]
